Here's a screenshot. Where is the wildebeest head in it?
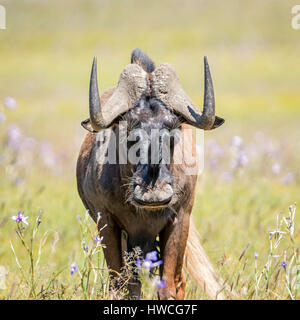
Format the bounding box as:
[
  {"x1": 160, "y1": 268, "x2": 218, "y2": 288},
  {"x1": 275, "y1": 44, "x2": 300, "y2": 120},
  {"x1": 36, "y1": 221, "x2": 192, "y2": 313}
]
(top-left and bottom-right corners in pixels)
[
  {"x1": 82, "y1": 50, "x2": 224, "y2": 209},
  {"x1": 121, "y1": 96, "x2": 182, "y2": 209}
]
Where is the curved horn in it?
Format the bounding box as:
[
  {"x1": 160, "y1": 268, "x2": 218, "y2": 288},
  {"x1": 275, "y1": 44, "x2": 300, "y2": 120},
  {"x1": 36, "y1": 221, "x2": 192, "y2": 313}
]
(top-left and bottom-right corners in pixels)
[
  {"x1": 152, "y1": 57, "x2": 224, "y2": 130},
  {"x1": 89, "y1": 56, "x2": 103, "y2": 131},
  {"x1": 87, "y1": 57, "x2": 148, "y2": 131},
  {"x1": 199, "y1": 57, "x2": 216, "y2": 128}
]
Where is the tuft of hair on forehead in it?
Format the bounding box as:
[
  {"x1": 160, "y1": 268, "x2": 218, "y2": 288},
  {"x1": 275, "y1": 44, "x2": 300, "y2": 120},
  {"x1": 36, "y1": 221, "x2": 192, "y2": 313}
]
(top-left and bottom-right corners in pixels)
[{"x1": 131, "y1": 48, "x2": 155, "y2": 73}]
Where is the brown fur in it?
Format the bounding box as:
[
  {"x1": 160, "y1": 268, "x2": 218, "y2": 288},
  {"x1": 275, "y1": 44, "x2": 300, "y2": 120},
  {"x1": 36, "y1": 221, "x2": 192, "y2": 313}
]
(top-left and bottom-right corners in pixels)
[{"x1": 76, "y1": 88, "x2": 225, "y2": 300}]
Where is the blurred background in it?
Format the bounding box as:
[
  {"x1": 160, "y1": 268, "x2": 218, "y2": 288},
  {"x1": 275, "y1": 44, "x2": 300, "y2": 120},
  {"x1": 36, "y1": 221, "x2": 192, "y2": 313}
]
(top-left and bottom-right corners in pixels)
[{"x1": 0, "y1": 0, "x2": 299, "y2": 299}]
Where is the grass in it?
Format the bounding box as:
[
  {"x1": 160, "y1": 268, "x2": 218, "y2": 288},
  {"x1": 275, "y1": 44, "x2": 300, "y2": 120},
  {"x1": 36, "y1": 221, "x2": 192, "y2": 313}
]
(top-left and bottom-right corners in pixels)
[{"x1": 0, "y1": 0, "x2": 299, "y2": 299}]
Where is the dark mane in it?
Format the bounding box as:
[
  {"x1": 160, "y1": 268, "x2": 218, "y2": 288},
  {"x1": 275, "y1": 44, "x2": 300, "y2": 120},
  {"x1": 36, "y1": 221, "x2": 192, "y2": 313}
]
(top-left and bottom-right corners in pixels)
[{"x1": 131, "y1": 48, "x2": 155, "y2": 73}]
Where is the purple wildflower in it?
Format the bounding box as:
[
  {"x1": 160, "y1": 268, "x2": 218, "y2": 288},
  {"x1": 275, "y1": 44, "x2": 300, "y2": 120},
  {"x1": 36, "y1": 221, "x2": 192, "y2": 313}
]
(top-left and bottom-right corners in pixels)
[
  {"x1": 39, "y1": 141, "x2": 57, "y2": 168},
  {"x1": 207, "y1": 139, "x2": 223, "y2": 156},
  {"x1": 142, "y1": 259, "x2": 162, "y2": 270},
  {"x1": 12, "y1": 211, "x2": 29, "y2": 225},
  {"x1": 231, "y1": 136, "x2": 243, "y2": 148},
  {"x1": 231, "y1": 150, "x2": 249, "y2": 169},
  {"x1": 286, "y1": 217, "x2": 293, "y2": 229},
  {"x1": 207, "y1": 139, "x2": 222, "y2": 170},
  {"x1": 221, "y1": 171, "x2": 233, "y2": 182},
  {"x1": 253, "y1": 253, "x2": 259, "y2": 259},
  {"x1": 70, "y1": 262, "x2": 78, "y2": 275},
  {"x1": 152, "y1": 260, "x2": 163, "y2": 268},
  {"x1": 7, "y1": 124, "x2": 22, "y2": 151},
  {"x1": 237, "y1": 151, "x2": 249, "y2": 166},
  {"x1": 81, "y1": 239, "x2": 89, "y2": 252},
  {"x1": 136, "y1": 258, "x2": 142, "y2": 272},
  {"x1": 4, "y1": 97, "x2": 17, "y2": 110},
  {"x1": 0, "y1": 112, "x2": 6, "y2": 123},
  {"x1": 271, "y1": 163, "x2": 281, "y2": 175},
  {"x1": 156, "y1": 279, "x2": 166, "y2": 289},
  {"x1": 137, "y1": 250, "x2": 163, "y2": 272},
  {"x1": 281, "y1": 173, "x2": 294, "y2": 185},
  {"x1": 280, "y1": 261, "x2": 287, "y2": 269},
  {"x1": 14, "y1": 177, "x2": 25, "y2": 185},
  {"x1": 144, "y1": 251, "x2": 162, "y2": 269},
  {"x1": 145, "y1": 251, "x2": 158, "y2": 262},
  {"x1": 143, "y1": 259, "x2": 153, "y2": 270},
  {"x1": 94, "y1": 235, "x2": 103, "y2": 245}
]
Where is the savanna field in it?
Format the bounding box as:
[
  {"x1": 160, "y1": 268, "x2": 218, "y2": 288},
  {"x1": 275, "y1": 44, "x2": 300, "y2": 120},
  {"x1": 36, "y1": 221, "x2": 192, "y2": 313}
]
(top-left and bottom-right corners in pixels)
[{"x1": 0, "y1": 0, "x2": 299, "y2": 299}]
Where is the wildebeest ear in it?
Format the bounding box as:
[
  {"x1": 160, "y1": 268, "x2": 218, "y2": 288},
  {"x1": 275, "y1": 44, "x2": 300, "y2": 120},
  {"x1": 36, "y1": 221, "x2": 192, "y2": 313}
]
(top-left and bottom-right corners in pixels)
[
  {"x1": 211, "y1": 116, "x2": 225, "y2": 129},
  {"x1": 81, "y1": 118, "x2": 98, "y2": 133}
]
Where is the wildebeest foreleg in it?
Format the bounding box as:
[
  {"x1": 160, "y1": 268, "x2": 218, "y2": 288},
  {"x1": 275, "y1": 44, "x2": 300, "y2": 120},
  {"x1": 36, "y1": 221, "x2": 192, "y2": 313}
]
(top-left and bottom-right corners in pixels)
[
  {"x1": 159, "y1": 209, "x2": 190, "y2": 300},
  {"x1": 98, "y1": 213, "x2": 123, "y2": 298}
]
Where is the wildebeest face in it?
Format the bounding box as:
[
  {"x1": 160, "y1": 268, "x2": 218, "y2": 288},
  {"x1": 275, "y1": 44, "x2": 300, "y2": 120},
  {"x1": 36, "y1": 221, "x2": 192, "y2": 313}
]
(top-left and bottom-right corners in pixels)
[
  {"x1": 82, "y1": 55, "x2": 225, "y2": 210},
  {"x1": 121, "y1": 96, "x2": 182, "y2": 209}
]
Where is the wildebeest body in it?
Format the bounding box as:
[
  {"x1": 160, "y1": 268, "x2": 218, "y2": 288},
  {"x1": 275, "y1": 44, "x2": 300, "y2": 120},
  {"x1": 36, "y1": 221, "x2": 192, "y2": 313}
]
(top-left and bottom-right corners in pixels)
[{"x1": 76, "y1": 49, "x2": 225, "y2": 299}]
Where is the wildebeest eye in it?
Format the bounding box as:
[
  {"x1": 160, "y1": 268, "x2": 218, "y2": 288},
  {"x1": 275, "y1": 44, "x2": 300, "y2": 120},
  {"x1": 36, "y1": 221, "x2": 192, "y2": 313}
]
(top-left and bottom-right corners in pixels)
[{"x1": 164, "y1": 116, "x2": 183, "y2": 131}]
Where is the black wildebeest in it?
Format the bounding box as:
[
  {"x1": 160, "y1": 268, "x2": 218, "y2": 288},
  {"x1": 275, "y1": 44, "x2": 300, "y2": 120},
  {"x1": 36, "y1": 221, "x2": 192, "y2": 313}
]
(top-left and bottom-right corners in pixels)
[{"x1": 76, "y1": 49, "x2": 225, "y2": 299}]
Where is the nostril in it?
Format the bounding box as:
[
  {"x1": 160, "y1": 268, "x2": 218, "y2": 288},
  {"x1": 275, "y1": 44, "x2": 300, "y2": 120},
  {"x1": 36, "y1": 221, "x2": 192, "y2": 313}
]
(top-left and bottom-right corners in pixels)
[{"x1": 148, "y1": 164, "x2": 160, "y2": 181}]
